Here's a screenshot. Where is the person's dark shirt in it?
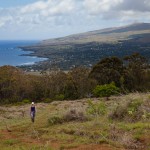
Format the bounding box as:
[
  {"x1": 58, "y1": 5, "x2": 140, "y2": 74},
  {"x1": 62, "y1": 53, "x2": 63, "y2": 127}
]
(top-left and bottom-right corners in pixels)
[{"x1": 31, "y1": 106, "x2": 35, "y2": 112}]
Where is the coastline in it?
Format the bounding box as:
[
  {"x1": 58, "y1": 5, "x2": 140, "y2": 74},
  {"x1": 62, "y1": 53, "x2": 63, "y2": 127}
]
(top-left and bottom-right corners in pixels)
[
  {"x1": 17, "y1": 46, "x2": 50, "y2": 71},
  {"x1": 0, "y1": 40, "x2": 48, "y2": 67},
  {"x1": 18, "y1": 43, "x2": 49, "y2": 64}
]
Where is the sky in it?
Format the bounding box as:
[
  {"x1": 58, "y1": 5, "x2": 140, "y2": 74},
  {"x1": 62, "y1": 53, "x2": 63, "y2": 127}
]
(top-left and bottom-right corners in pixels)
[{"x1": 0, "y1": 0, "x2": 150, "y2": 40}]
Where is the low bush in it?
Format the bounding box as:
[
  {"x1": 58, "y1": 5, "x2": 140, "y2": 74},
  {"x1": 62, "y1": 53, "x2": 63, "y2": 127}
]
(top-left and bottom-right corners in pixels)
[
  {"x1": 48, "y1": 115, "x2": 63, "y2": 125},
  {"x1": 63, "y1": 109, "x2": 88, "y2": 122},
  {"x1": 109, "y1": 98, "x2": 148, "y2": 122},
  {"x1": 44, "y1": 98, "x2": 53, "y2": 103},
  {"x1": 93, "y1": 83, "x2": 120, "y2": 98},
  {"x1": 86, "y1": 100, "x2": 107, "y2": 117},
  {"x1": 48, "y1": 109, "x2": 88, "y2": 126},
  {"x1": 22, "y1": 99, "x2": 30, "y2": 104},
  {"x1": 54, "y1": 94, "x2": 65, "y2": 101}
]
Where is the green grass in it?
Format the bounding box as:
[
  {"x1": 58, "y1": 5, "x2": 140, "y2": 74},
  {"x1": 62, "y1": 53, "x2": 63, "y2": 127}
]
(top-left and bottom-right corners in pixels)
[
  {"x1": 0, "y1": 93, "x2": 150, "y2": 150},
  {"x1": 118, "y1": 122, "x2": 150, "y2": 131},
  {"x1": 3, "y1": 139, "x2": 20, "y2": 146}
]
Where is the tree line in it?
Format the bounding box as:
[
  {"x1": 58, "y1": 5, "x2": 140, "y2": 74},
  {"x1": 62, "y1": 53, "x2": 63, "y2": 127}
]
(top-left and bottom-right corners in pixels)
[{"x1": 0, "y1": 53, "x2": 149, "y2": 104}]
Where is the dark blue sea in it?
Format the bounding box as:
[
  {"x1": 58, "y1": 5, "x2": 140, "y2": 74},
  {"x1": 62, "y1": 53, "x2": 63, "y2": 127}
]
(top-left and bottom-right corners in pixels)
[{"x1": 0, "y1": 40, "x2": 46, "y2": 66}]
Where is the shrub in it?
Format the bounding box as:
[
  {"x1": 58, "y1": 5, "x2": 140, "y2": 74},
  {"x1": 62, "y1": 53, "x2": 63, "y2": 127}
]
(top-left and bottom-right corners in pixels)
[
  {"x1": 63, "y1": 109, "x2": 88, "y2": 122},
  {"x1": 109, "y1": 99, "x2": 144, "y2": 122},
  {"x1": 109, "y1": 103, "x2": 128, "y2": 120},
  {"x1": 93, "y1": 83, "x2": 120, "y2": 98},
  {"x1": 44, "y1": 98, "x2": 53, "y2": 103},
  {"x1": 54, "y1": 94, "x2": 65, "y2": 101},
  {"x1": 48, "y1": 109, "x2": 88, "y2": 126},
  {"x1": 22, "y1": 99, "x2": 30, "y2": 104},
  {"x1": 48, "y1": 115, "x2": 63, "y2": 125},
  {"x1": 127, "y1": 99, "x2": 143, "y2": 114},
  {"x1": 86, "y1": 100, "x2": 107, "y2": 117}
]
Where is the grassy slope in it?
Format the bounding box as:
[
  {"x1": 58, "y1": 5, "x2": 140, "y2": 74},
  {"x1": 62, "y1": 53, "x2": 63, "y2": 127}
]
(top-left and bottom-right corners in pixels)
[
  {"x1": 22, "y1": 23, "x2": 150, "y2": 53},
  {"x1": 0, "y1": 93, "x2": 150, "y2": 150},
  {"x1": 24, "y1": 30, "x2": 150, "y2": 52}
]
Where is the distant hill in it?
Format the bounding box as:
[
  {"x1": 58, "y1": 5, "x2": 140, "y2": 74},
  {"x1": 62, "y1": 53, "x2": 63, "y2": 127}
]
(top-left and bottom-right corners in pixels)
[
  {"x1": 40, "y1": 23, "x2": 150, "y2": 45},
  {"x1": 21, "y1": 23, "x2": 150, "y2": 70},
  {"x1": 100, "y1": 23, "x2": 150, "y2": 34}
]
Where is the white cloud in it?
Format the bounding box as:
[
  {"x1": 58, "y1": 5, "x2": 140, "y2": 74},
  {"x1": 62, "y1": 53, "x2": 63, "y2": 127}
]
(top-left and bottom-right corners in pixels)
[
  {"x1": 83, "y1": 0, "x2": 123, "y2": 15},
  {"x1": 21, "y1": 1, "x2": 48, "y2": 14},
  {"x1": 0, "y1": 0, "x2": 75, "y2": 28},
  {"x1": 0, "y1": 0, "x2": 150, "y2": 39},
  {"x1": 0, "y1": 15, "x2": 13, "y2": 27},
  {"x1": 21, "y1": 0, "x2": 75, "y2": 16}
]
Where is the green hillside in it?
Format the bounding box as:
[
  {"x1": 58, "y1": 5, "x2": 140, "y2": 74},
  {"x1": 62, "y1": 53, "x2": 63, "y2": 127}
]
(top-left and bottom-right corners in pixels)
[{"x1": 20, "y1": 23, "x2": 150, "y2": 71}]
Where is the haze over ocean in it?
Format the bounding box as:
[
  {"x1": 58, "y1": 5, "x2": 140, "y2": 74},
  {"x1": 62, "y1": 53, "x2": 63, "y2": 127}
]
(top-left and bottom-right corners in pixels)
[{"x1": 0, "y1": 40, "x2": 46, "y2": 66}]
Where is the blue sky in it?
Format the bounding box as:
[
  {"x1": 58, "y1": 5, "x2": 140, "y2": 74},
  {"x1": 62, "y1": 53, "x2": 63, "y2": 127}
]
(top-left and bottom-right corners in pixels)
[
  {"x1": 0, "y1": 0, "x2": 37, "y2": 8},
  {"x1": 0, "y1": 0, "x2": 150, "y2": 40}
]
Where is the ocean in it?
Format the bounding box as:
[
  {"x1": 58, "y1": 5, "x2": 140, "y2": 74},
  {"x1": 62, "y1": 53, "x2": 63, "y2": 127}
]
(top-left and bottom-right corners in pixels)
[{"x1": 0, "y1": 40, "x2": 46, "y2": 66}]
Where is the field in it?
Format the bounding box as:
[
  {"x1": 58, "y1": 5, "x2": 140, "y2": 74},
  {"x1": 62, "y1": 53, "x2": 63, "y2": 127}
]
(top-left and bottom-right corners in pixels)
[{"x1": 0, "y1": 93, "x2": 150, "y2": 150}]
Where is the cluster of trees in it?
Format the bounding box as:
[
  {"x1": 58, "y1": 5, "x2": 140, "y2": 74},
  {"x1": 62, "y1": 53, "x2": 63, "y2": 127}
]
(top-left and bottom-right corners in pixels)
[
  {"x1": 90, "y1": 53, "x2": 150, "y2": 92},
  {"x1": 0, "y1": 53, "x2": 149, "y2": 104},
  {"x1": 0, "y1": 66, "x2": 96, "y2": 104}
]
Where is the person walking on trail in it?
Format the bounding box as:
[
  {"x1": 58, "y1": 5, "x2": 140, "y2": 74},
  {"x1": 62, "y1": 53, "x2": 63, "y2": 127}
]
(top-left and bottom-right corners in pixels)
[{"x1": 30, "y1": 102, "x2": 36, "y2": 123}]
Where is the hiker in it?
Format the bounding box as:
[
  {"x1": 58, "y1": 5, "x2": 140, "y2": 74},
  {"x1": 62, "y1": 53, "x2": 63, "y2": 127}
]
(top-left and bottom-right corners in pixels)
[{"x1": 30, "y1": 102, "x2": 36, "y2": 123}]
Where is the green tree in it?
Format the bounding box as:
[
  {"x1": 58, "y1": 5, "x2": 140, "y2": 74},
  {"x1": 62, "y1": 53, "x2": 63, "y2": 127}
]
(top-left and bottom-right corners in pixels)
[
  {"x1": 64, "y1": 74, "x2": 79, "y2": 100},
  {"x1": 68, "y1": 67, "x2": 97, "y2": 98},
  {"x1": 124, "y1": 53, "x2": 149, "y2": 91},
  {"x1": 90, "y1": 57, "x2": 124, "y2": 86},
  {"x1": 0, "y1": 66, "x2": 32, "y2": 103},
  {"x1": 41, "y1": 70, "x2": 67, "y2": 99}
]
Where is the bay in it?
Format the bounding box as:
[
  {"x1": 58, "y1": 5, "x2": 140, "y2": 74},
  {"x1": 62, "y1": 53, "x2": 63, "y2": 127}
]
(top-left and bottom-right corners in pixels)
[{"x1": 0, "y1": 40, "x2": 46, "y2": 66}]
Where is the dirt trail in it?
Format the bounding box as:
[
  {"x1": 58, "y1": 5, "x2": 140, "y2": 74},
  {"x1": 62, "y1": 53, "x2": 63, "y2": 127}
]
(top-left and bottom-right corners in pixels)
[
  {"x1": 0, "y1": 129, "x2": 42, "y2": 144},
  {"x1": 70, "y1": 144, "x2": 123, "y2": 150},
  {"x1": 0, "y1": 129, "x2": 61, "y2": 149},
  {"x1": 0, "y1": 129, "x2": 119, "y2": 150}
]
